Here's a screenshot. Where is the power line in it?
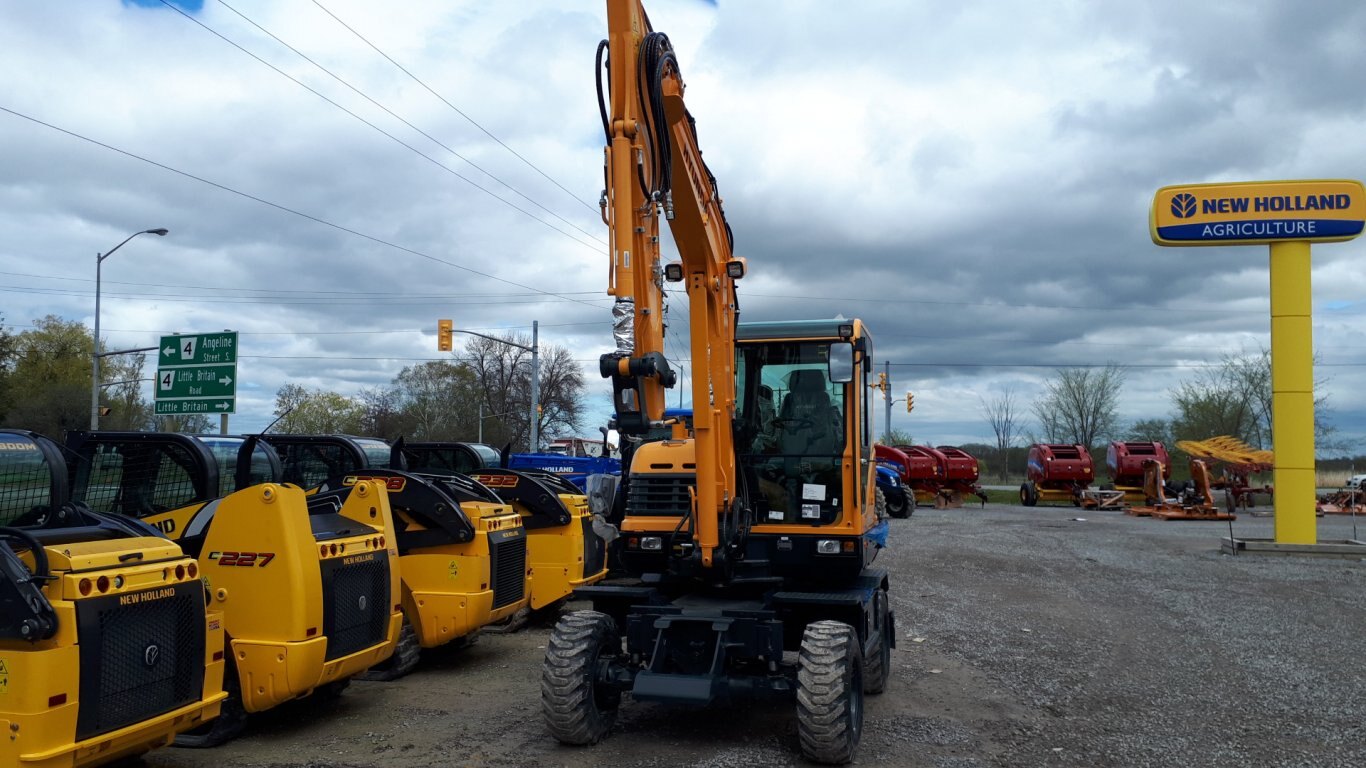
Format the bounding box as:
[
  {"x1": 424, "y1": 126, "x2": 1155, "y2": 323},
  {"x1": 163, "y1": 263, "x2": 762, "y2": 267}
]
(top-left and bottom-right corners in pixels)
[
  {"x1": 0, "y1": 268, "x2": 602, "y2": 298},
  {"x1": 210, "y1": 0, "x2": 605, "y2": 247},
  {"x1": 0, "y1": 284, "x2": 613, "y2": 307},
  {"x1": 152, "y1": 1, "x2": 602, "y2": 255},
  {"x1": 311, "y1": 0, "x2": 600, "y2": 217},
  {"x1": 0, "y1": 104, "x2": 604, "y2": 310}
]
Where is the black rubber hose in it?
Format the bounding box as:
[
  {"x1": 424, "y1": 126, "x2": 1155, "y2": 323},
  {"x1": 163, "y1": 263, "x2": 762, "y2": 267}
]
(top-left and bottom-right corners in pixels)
[
  {"x1": 595, "y1": 39, "x2": 611, "y2": 145},
  {"x1": 0, "y1": 526, "x2": 51, "y2": 582}
]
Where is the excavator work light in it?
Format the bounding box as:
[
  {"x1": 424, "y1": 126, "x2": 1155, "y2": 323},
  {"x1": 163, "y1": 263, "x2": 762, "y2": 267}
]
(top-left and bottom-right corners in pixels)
[
  {"x1": 725, "y1": 259, "x2": 746, "y2": 279},
  {"x1": 664, "y1": 262, "x2": 684, "y2": 282},
  {"x1": 815, "y1": 539, "x2": 840, "y2": 555},
  {"x1": 640, "y1": 536, "x2": 663, "y2": 551}
]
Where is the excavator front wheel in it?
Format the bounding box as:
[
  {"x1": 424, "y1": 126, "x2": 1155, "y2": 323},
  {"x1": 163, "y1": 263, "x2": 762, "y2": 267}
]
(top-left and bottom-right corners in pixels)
[
  {"x1": 541, "y1": 610, "x2": 623, "y2": 745},
  {"x1": 797, "y1": 620, "x2": 864, "y2": 765}
]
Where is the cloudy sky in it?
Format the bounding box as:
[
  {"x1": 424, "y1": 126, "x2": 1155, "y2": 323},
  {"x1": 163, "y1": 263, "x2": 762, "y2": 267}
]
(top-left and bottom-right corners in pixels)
[{"x1": 3, "y1": 0, "x2": 1365, "y2": 452}]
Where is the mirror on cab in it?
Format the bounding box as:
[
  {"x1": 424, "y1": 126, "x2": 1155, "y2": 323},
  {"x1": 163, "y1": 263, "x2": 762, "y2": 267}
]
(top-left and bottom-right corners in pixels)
[{"x1": 828, "y1": 342, "x2": 854, "y2": 383}]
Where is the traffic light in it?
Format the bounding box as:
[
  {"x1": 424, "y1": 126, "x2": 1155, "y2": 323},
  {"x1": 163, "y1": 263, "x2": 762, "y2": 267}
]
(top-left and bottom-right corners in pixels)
[
  {"x1": 437, "y1": 319, "x2": 453, "y2": 352},
  {"x1": 875, "y1": 372, "x2": 887, "y2": 392},
  {"x1": 906, "y1": 392, "x2": 914, "y2": 413}
]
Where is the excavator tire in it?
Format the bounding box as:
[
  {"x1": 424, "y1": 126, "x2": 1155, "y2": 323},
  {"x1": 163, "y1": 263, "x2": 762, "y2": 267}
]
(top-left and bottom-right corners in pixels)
[
  {"x1": 863, "y1": 589, "x2": 892, "y2": 695},
  {"x1": 797, "y1": 620, "x2": 864, "y2": 765},
  {"x1": 175, "y1": 653, "x2": 247, "y2": 748},
  {"x1": 359, "y1": 619, "x2": 421, "y2": 681},
  {"x1": 542, "y1": 611, "x2": 622, "y2": 745}
]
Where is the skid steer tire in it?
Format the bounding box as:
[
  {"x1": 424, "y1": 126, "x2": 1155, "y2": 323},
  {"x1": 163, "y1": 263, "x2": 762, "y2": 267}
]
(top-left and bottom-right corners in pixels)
[
  {"x1": 885, "y1": 488, "x2": 910, "y2": 519},
  {"x1": 175, "y1": 653, "x2": 247, "y2": 748},
  {"x1": 359, "y1": 618, "x2": 422, "y2": 681},
  {"x1": 313, "y1": 678, "x2": 351, "y2": 704},
  {"x1": 541, "y1": 610, "x2": 622, "y2": 745},
  {"x1": 863, "y1": 589, "x2": 892, "y2": 695},
  {"x1": 797, "y1": 620, "x2": 864, "y2": 765}
]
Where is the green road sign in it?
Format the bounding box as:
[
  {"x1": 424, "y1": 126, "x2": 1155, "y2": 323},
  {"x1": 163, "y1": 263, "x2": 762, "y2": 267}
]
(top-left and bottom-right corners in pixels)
[
  {"x1": 156, "y1": 332, "x2": 238, "y2": 415},
  {"x1": 154, "y1": 399, "x2": 234, "y2": 415},
  {"x1": 158, "y1": 332, "x2": 237, "y2": 365}
]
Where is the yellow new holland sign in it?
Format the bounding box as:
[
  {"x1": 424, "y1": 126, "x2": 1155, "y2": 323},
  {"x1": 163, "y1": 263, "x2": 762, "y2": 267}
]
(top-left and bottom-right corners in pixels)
[{"x1": 1151, "y1": 179, "x2": 1366, "y2": 245}]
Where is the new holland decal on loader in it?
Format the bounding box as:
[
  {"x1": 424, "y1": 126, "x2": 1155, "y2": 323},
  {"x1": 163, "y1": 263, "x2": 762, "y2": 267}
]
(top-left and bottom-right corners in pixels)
[
  {"x1": 256, "y1": 434, "x2": 531, "y2": 678},
  {"x1": 1, "y1": 429, "x2": 226, "y2": 767},
  {"x1": 62, "y1": 431, "x2": 402, "y2": 746}
]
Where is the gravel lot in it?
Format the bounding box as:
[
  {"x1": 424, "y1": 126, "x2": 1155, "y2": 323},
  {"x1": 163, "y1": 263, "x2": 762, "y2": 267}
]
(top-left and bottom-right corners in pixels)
[{"x1": 146, "y1": 503, "x2": 1366, "y2": 768}]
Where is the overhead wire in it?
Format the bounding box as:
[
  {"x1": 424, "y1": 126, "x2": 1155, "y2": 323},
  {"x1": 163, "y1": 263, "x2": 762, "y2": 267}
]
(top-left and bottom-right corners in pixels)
[
  {"x1": 210, "y1": 0, "x2": 604, "y2": 247},
  {"x1": 311, "y1": 0, "x2": 600, "y2": 216},
  {"x1": 154, "y1": 0, "x2": 604, "y2": 255},
  {"x1": 0, "y1": 105, "x2": 605, "y2": 310}
]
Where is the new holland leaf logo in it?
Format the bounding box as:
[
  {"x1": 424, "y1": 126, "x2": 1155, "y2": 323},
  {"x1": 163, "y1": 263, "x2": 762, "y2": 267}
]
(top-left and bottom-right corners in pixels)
[{"x1": 1171, "y1": 192, "x2": 1197, "y2": 219}]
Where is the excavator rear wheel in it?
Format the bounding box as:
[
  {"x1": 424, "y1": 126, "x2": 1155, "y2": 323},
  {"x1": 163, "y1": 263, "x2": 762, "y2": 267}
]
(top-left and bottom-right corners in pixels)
[
  {"x1": 863, "y1": 589, "x2": 892, "y2": 694},
  {"x1": 541, "y1": 610, "x2": 622, "y2": 745},
  {"x1": 797, "y1": 620, "x2": 864, "y2": 765}
]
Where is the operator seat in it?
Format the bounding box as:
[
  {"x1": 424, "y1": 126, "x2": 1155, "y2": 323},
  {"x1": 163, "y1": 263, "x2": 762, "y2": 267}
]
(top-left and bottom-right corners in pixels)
[{"x1": 779, "y1": 369, "x2": 839, "y2": 456}]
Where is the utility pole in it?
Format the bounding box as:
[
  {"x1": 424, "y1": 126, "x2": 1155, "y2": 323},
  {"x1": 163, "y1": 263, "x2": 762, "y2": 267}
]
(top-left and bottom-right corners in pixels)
[{"x1": 883, "y1": 360, "x2": 891, "y2": 440}]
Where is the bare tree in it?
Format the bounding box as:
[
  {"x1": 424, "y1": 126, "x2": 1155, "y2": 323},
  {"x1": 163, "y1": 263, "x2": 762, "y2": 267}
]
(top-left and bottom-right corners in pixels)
[
  {"x1": 464, "y1": 333, "x2": 585, "y2": 451},
  {"x1": 878, "y1": 428, "x2": 914, "y2": 446},
  {"x1": 1032, "y1": 365, "x2": 1125, "y2": 450},
  {"x1": 391, "y1": 362, "x2": 477, "y2": 441},
  {"x1": 156, "y1": 413, "x2": 215, "y2": 434},
  {"x1": 357, "y1": 385, "x2": 411, "y2": 441},
  {"x1": 980, "y1": 386, "x2": 1021, "y2": 480}
]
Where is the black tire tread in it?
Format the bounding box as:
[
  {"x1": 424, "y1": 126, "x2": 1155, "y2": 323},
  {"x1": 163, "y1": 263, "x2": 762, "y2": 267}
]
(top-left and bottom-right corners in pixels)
[
  {"x1": 541, "y1": 610, "x2": 621, "y2": 746},
  {"x1": 358, "y1": 618, "x2": 422, "y2": 682},
  {"x1": 863, "y1": 590, "x2": 891, "y2": 695},
  {"x1": 797, "y1": 620, "x2": 863, "y2": 765},
  {"x1": 174, "y1": 652, "x2": 247, "y2": 748}
]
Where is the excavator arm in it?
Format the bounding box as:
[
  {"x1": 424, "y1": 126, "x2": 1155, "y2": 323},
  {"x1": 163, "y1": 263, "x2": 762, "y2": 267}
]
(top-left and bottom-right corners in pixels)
[{"x1": 599, "y1": 0, "x2": 743, "y2": 569}]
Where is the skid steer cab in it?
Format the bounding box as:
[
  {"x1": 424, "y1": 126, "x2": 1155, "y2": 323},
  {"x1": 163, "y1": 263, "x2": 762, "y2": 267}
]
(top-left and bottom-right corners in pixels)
[
  {"x1": 399, "y1": 441, "x2": 611, "y2": 612},
  {"x1": 1, "y1": 429, "x2": 226, "y2": 768},
  {"x1": 62, "y1": 431, "x2": 402, "y2": 746},
  {"x1": 256, "y1": 434, "x2": 531, "y2": 678}
]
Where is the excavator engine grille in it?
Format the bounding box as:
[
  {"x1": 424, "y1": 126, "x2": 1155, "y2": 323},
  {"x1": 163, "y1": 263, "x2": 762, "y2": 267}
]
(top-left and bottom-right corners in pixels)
[
  {"x1": 625, "y1": 473, "x2": 693, "y2": 517},
  {"x1": 489, "y1": 532, "x2": 527, "y2": 609},
  {"x1": 321, "y1": 553, "x2": 390, "y2": 661},
  {"x1": 74, "y1": 582, "x2": 206, "y2": 741}
]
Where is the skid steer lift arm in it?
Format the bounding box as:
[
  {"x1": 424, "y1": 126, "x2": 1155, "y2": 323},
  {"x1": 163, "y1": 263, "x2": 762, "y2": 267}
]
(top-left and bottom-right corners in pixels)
[{"x1": 600, "y1": 0, "x2": 743, "y2": 571}]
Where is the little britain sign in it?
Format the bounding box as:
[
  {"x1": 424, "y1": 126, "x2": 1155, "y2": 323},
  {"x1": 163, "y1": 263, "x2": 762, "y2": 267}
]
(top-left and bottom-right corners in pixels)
[
  {"x1": 1151, "y1": 179, "x2": 1366, "y2": 245},
  {"x1": 154, "y1": 332, "x2": 238, "y2": 415}
]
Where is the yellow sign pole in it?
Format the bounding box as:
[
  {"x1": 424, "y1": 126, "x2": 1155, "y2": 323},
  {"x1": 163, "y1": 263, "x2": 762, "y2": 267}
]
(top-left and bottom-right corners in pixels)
[
  {"x1": 1151, "y1": 179, "x2": 1366, "y2": 546},
  {"x1": 1268, "y1": 241, "x2": 1315, "y2": 543}
]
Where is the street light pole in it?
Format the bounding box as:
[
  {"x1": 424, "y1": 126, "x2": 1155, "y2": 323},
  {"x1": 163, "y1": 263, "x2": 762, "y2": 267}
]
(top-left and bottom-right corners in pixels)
[{"x1": 91, "y1": 228, "x2": 168, "y2": 430}]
